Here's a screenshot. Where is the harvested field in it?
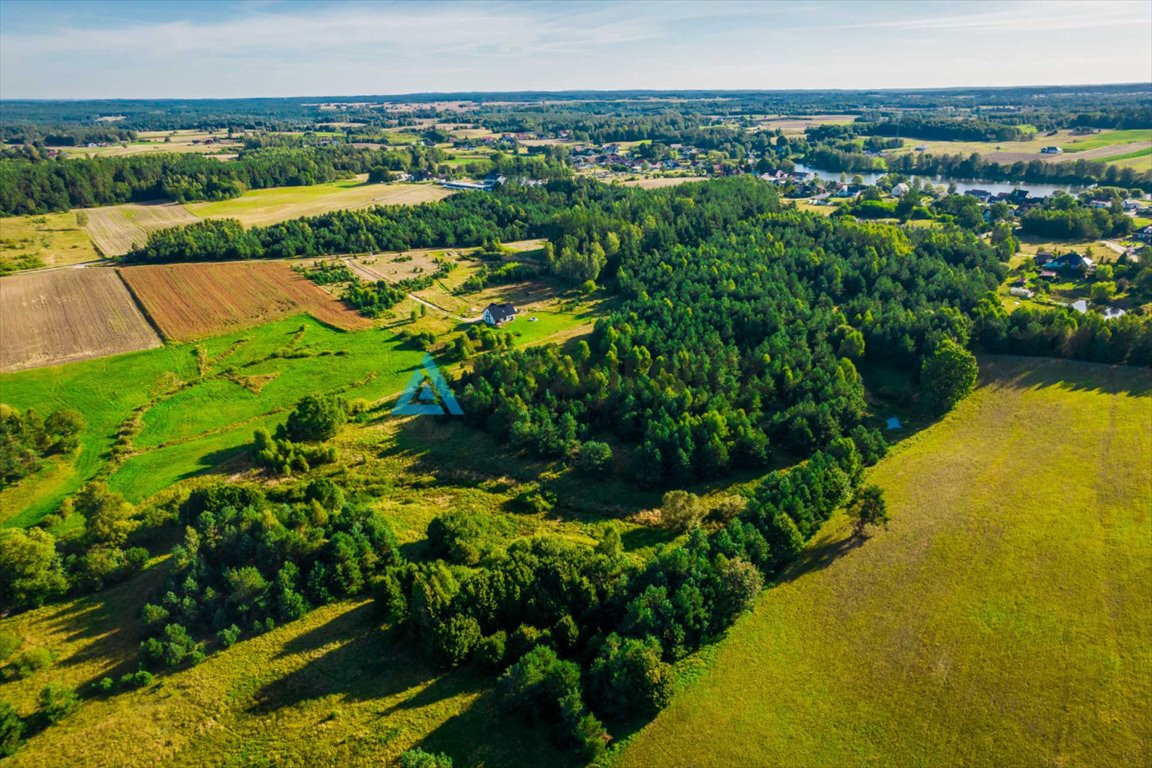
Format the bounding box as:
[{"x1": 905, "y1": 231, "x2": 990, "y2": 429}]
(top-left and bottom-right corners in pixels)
[
  {"x1": 0, "y1": 268, "x2": 162, "y2": 372},
  {"x1": 85, "y1": 203, "x2": 198, "y2": 256},
  {"x1": 184, "y1": 177, "x2": 452, "y2": 227},
  {"x1": 119, "y1": 261, "x2": 372, "y2": 340}
]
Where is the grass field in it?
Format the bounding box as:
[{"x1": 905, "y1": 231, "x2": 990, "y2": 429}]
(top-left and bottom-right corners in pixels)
[
  {"x1": 185, "y1": 177, "x2": 451, "y2": 227},
  {"x1": 84, "y1": 203, "x2": 200, "y2": 257},
  {"x1": 0, "y1": 211, "x2": 101, "y2": 273},
  {"x1": 119, "y1": 261, "x2": 372, "y2": 340},
  {"x1": 0, "y1": 268, "x2": 161, "y2": 372},
  {"x1": 618, "y1": 356, "x2": 1152, "y2": 768},
  {"x1": 0, "y1": 315, "x2": 425, "y2": 524}
]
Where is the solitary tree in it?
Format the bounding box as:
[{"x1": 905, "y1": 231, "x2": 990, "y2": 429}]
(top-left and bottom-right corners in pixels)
[
  {"x1": 920, "y1": 337, "x2": 978, "y2": 414},
  {"x1": 849, "y1": 484, "x2": 889, "y2": 538}
]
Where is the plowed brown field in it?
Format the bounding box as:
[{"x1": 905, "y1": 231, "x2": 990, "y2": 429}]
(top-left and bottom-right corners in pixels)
[
  {"x1": 119, "y1": 261, "x2": 373, "y2": 341},
  {"x1": 0, "y1": 268, "x2": 162, "y2": 372}
]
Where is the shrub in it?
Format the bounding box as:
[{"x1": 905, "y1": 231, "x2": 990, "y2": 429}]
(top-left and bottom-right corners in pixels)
[
  {"x1": 0, "y1": 701, "x2": 24, "y2": 758},
  {"x1": 0, "y1": 632, "x2": 19, "y2": 662},
  {"x1": 399, "y1": 749, "x2": 454, "y2": 768},
  {"x1": 473, "y1": 631, "x2": 507, "y2": 668},
  {"x1": 575, "y1": 441, "x2": 613, "y2": 475},
  {"x1": 7, "y1": 647, "x2": 52, "y2": 679},
  {"x1": 280, "y1": 395, "x2": 348, "y2": 442},
  {"x1": 37, "y1": 684, "x2": 80, "y2": 725},
  {"x1": 217, "y1": 625, "x2": 241, "y2": 648},
  {"x1": 94, "y1": 677, "x2": 116, "y2": 694},
  {"x1": 659, "y1": 490, "x2": 706, "y2": 531},
  {"x1": 119, "y1": 670, "x2": 154, "y2": 689}
]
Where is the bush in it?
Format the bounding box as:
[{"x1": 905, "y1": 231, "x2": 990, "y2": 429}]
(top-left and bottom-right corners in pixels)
[
  {"x1": 119, "y1": 670, "x2": 154, "y2": 689},
  {"x1": 139, "y1": 623, "x2": 205, "y2": 669},
  {"x1": 659, "y1": 490, "x2": 706, "y2": 531},
  {"x1": 575, "y1": 441, "x2": 613, "y2": 475},
  {"x1": 280, "y1": 395, "x2": 348, "y2": 442},
  {"x1": 36, "y1": 684, "x2": 80, "y2": 725},
  {"x1": 0, "y1": 632, "x2": 19, "y2": 662},
  {"x1": 399, "y1": 749, "x2": 454, "y2": 768},
  {"x1": 217, "y1": 625, "x2": 241, "y2": 648},
  {"x1": 7, "y1": 647, "x2": 52, "y2": 679},
  {"x1": 473, "y1": 631, "x2": 507, "y2": 668},
  {"x1": 0, "y1": 701, "x2": 24, "y2": 758}
]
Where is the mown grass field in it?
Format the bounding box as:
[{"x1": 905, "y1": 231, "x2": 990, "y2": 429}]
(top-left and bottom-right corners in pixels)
[
  {"x1": 85, "y1": 203, "x2": 199, "y2": 257},
  {"x1": 618, "y1": 356, "x2": 1152, "y2": 768},
  {"x1": 185, "y1": 177, "x2": 451, "y2": 227},
  {"x1": 0, "y1": 211, "x2": 101, "y2": 273}
]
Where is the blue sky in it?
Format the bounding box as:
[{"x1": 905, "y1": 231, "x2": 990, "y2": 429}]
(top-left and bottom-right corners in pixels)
[{"x1": 1, "y1": 0, "x2": 1150, "y2": 99}]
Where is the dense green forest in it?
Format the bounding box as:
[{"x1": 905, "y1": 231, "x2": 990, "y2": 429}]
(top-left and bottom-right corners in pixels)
[{"x1": 0, "y1": 145, "x2": 454, "y2": 215}]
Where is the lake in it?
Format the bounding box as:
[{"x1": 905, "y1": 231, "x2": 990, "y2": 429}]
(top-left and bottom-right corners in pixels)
[{"x1": 793, "y1": 163, "x2": 1090, "y2": 197}]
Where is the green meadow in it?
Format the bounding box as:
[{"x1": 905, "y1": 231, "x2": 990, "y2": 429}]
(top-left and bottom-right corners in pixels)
[
  {"x1": 617, "y1": 356, "x2": 1152, "y2": 768},
  {"x1": 0, "y1": 316, "x2": 427, "y2": 526}
]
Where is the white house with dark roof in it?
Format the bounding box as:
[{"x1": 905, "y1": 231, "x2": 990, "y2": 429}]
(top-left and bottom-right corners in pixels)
[{"x1": 482, "y1": 303, "x2": 518, "y2": 326}]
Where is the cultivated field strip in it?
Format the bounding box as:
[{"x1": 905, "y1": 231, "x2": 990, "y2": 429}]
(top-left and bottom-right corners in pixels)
[
  {"x1": 0, "y1": 268, "x2": 162, "y2": 372},
  {"x1": 119, "y1": 261, "x2": 373, "y2": 340},
  {"x1": 85, "y1": 203, "x2": 199, "y2": 256}
]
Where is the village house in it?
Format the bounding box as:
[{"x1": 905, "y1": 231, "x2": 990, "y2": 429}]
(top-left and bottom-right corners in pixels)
[
  {"x1": 1048, "y1": 252, "x2": 1095, "y2": 275},
  {"x1": 482, "y1": 303, "x2": 518, "y2": 326}
]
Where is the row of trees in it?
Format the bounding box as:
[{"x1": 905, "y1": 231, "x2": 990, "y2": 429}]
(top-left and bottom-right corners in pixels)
[{"x1": 0, "y1": 144, "x2": 443, "y2": 215}]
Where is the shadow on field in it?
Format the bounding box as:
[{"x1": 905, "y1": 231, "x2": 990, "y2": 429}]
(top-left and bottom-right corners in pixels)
[
  {"x1": 416, "y1": 688, "x2": 583, "y2": 768},
  {"x1": 48, "y1": 565, "x2": 169, "y2": 689},
  {"x1": 251, "y1": 603, "x2": 482, "y2": 715},
  {"x1": 981, "y1": 354, "x2": 1152, "y2": 397},
  {"x1": 778, "y1": 532, "x2": 867, "y2": 584}
]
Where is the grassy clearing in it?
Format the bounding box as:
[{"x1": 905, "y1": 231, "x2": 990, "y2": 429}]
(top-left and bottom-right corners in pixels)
[
  {"x1": 618, "y1": 356, "x2": 1152, "y2": 768},
  {"x1": 0, "y1": 211, "x2": 101, "y2": 273},
  {"x1": 185, "y1": 177, "x2": 451, "y2": 227}
]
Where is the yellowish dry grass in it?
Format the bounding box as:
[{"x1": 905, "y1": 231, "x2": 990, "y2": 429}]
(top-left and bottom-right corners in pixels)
[{"x1": 619, "y1": 356, "x2": 1152, "y2": 768}]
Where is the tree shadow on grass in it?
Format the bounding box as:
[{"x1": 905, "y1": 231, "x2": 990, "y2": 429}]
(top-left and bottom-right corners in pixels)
[
  {"x1": 416, "y1": 688, "x2": 581, "y2": 768},
  {"x1": 981, "y1": 354, "x2": 1152, "y2": 397},
  {"x1": 31, "y1": 564, "x2": 170, "y2": 691},
  {"x1": 251, "y1": 604, "x2": 478, "y2": 716},
  {"x1": 777, "y1": 532, "x2": 868, "y2": 585}
]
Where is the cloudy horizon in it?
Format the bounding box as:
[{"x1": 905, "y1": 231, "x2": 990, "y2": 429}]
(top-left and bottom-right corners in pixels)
[{"x1": 1, "y1": 0, "x2": 1150, "y2": 100}]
